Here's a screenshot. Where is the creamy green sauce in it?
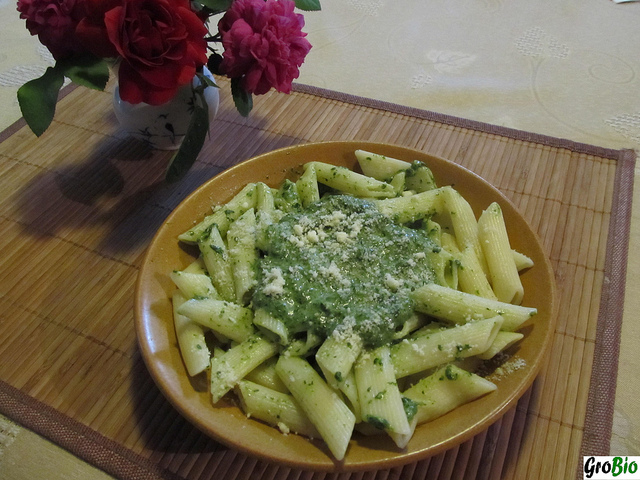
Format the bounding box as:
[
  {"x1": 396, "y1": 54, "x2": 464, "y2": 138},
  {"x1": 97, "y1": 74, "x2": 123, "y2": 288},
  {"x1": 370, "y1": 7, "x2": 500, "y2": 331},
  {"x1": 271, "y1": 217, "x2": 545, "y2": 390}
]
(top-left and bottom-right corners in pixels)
[{"x1": 252, "y1": 195, "x2": 441, "y2": 348}]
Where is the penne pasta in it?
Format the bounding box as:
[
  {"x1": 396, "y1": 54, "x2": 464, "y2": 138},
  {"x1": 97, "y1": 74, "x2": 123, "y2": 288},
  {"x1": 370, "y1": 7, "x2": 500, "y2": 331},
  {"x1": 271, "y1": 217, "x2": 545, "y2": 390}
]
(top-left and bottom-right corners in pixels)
[
  {"x1": 296, "y1": 163, "x2": 321, "y2": 207},
  {"x1": 355, "y1": 149, "x2": 411, "y2": 180},
  {"x1": 170, "y1": 270, "x2": 219, "y2": 300},
  {"x1": 403, "y1": 364, "x2": 497, "y2": 425},
  {"x1": 307, "y1": 161, "x2": 396, "y2": 198},
  {"x1": 172, "y1": 291, "x2": 211, "y2": 377},
  {"x1": 411, "y1": 283, "x2": 536, "y2": 331},
  {"x1": 276, "y1": 355, "x2": 356, "y2": 461},
  {"x1": 242, "y1": 357, "x2": 289, "y2": 393},
  {"x1": 182, "y1": 257, "x2": 207, "y2": 274},
  {"x1": 177, "y1": 297, "x2": 255, "y2": 343},
  {"x1": 178, "y1": 183, "x2": 257, "y2": 243},
  {"x1": 442, "y1": 236, "x2": 497, "y2": 300},
  {"x1": 477, "y1": 331, "x2": 524, "y2": 360},
  {"x1": 315, "y1": 333, "x2": 363, "y2": 389},
  {"x1": 512, "y1": 249, "x2": 534, "y2": 272},
  {"x1": 478, "y1": 202, "x2": 524, "y2": 304},
  {"x1": 253, "y1": 308, "x2": 289, "y2": 345},
  {"x1": 198, "y1": 225, "x2": 236, "y2": 302},
  {"x1": 227, "y1": 208, "x2": 258, "y2": 305},
  {"x1": 355, "y1": 346, "x2": 411, "y2": 443},
  {"x1": 169, "y1": 150, "x2": 539, "y2": 460},
  {"x1": 441, "y1": 186, "x2": 489, "y2": 277},
  {"x1": 390, "y1": 316, "x2": 503, "y2": 378},
  {"x1": 236, "y1": 380, "x2": 320, "y2": 437},
  {"x1": 210, "y1": 334, "x2": 278, "y2": 403},
  {"x1": 374, "y1": 187, "x2": 445, "y2": 223}
]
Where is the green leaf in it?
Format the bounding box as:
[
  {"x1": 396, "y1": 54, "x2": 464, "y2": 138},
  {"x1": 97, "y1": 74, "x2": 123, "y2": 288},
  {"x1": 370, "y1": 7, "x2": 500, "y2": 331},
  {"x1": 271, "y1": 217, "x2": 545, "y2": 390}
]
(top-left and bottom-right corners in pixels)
[
  {"x1": 165, "y1": 91, "x2": 210, "y2": 182},
  {"x1": 294, "y1": 0, "x2": 321, "y2": 11},
  {"x1": 17, "y1": 67, "x2": 65, "y2": 137},
  {"x1": 58, "y1": 55, "x2": 110, "y2": 91},
  {"x1": 196, "y1": 0, "x2": 234, "y2": 12},
  {"x1": 231, "y1": 78, "x2": 253, "y2": 117},
  {"x1": 196, "y1": 72, "x2": 218, "y2": 89}
]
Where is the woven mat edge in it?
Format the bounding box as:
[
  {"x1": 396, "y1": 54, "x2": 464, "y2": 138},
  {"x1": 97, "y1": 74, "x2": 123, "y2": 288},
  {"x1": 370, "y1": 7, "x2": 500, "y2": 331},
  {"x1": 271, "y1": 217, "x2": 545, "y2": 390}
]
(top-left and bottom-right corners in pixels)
[
  {"x1": 0, "y1": 380, "x2": 184, "y2": 480},
  {"x1": 575, "y1": 149, "x2": 636, "y2": 477}
]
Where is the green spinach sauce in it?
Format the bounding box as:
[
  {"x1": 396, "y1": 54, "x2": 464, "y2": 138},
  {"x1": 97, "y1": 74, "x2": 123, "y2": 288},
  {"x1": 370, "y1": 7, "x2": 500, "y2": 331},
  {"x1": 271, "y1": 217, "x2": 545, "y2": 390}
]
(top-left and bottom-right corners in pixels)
[{"x1": 252, "y1": 195, "x2": 440, "y2": 348}]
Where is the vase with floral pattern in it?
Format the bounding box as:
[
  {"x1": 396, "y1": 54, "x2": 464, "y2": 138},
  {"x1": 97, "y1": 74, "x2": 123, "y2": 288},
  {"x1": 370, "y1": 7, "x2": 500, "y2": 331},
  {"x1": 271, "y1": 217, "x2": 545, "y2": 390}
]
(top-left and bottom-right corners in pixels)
[{"x1": 112, "y1": 67, "x2": 219, "y2": 150}]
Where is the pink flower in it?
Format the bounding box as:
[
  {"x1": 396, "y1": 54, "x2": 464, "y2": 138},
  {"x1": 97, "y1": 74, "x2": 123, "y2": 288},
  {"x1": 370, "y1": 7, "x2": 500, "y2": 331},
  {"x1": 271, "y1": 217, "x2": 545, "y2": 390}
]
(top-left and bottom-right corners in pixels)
[
  {"x1": 104, "y1": 0, "x2": 209, "y2": 105},
  {"x1": 218, "y1": 0, "x2": 312, "y2": 95},
  {"x1": 17, "y1": 0, "x2": 84, "y2": 60}
]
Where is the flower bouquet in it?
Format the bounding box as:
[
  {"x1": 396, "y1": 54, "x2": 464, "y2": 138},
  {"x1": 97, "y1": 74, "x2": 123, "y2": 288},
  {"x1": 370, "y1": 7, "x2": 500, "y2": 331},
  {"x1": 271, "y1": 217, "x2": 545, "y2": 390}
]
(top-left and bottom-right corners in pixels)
[{"x1": 16, "y1": 0, "x2": 321, "y2": 181}]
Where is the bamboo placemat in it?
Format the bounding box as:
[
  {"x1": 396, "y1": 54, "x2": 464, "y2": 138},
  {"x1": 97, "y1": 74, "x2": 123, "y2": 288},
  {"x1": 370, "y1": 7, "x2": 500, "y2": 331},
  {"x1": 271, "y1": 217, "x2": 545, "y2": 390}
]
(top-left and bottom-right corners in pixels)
[{"x1": 0, "y1": 77, "x2": 634, "y2": 480}]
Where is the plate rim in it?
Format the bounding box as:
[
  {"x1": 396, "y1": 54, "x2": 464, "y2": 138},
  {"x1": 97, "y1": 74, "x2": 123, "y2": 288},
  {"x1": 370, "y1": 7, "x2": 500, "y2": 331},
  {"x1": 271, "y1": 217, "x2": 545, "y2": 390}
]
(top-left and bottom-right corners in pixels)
[{"x1": 135, "y1": 140, "x2": 557, "y2": 471}]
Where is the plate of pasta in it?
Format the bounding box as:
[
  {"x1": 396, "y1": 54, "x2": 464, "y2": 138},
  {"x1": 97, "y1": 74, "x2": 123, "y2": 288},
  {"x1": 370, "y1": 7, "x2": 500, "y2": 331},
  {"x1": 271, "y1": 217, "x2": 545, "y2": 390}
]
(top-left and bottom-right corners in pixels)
[{"x1": 135, "y1": 141, "x2": 556, "y2": 471}]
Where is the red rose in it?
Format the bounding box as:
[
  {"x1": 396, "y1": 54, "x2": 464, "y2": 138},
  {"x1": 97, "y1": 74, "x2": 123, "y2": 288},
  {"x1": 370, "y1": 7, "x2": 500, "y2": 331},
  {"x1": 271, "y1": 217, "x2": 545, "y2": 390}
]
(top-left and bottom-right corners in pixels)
[
  {"x1": 17, "y1": 0, "x2": 85, "y2": 60},
  {"x1": 218, "y1": 0, "x2": 312, "y2": 95},
  {"x1": 104, "y1": 0, "x2": 208, "y2": 105},
  {"x1": 75, "y1": 0, "x2": 121, "y2": 59}
]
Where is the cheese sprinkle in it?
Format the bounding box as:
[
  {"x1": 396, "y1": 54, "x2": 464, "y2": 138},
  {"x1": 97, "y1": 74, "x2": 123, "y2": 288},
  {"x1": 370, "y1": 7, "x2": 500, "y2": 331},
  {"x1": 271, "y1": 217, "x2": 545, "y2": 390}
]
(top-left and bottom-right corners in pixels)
[{"x1": 252, "y1": 195, "x2": 442, "y2": 348}]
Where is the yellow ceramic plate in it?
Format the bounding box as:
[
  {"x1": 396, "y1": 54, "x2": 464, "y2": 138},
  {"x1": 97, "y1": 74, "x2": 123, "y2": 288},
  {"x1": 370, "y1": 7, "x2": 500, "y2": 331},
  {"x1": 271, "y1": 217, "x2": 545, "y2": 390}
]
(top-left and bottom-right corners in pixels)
[{"x1": 135, "y1": 141, "x2": 556, "y2": 471}]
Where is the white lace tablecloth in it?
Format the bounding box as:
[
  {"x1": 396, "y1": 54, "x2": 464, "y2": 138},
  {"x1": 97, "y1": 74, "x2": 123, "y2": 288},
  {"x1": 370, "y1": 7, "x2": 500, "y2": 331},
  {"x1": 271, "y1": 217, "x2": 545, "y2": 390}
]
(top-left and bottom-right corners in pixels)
[{"x1": 1, "y1": 0, "x2": 639, "y2": 478}]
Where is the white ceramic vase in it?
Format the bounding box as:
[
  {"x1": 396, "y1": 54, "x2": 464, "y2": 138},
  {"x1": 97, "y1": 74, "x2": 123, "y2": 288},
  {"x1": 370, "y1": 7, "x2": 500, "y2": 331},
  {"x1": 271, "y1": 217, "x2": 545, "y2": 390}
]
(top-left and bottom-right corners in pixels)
[{"x1": 112, "y1": 67, "x2": 220, "y2": 150}]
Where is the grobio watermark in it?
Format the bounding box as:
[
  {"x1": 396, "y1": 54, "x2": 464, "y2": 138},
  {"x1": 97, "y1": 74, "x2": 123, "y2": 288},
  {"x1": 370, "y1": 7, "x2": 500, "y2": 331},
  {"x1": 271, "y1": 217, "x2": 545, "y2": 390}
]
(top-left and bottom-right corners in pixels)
[{"x1": 583, "y1": 457, "x2": 640, "y2": 479}]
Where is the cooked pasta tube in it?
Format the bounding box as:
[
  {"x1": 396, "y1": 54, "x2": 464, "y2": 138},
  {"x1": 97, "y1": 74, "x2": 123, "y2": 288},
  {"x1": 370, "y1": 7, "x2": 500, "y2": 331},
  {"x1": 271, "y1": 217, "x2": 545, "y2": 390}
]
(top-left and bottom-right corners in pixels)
[
  {"x1": 315, "y1": 333, "x2": 363, "y2": 389},
  {"x1": 512, "y1": 249, "x2": 534, "y2": 271},
  {"x1": 306, "y1": 161, "x2": 396, "y2": 198},
  {"x1": 296, "y1": 163, "x2": 321, "y2": 207},
  {"x1": 457, "y1": 245, "x2": 497, "y2": 300},
  {"x1": 355, "y1": 346, "x2": 411, "y2": 443},
  {"x1": 389, "y1": 170, "x2": 406, "y2": 195},
  {"x1": 198, "y1": 225, "x2": 236, "y2": 302},
  {"x1": 182, "y1": 257, "x2": 207, "y2": 274},
  {"x1": 430, "y1": 247, "x2": 459, "y2": 290},
  {"x1": 411, "y1": 283, "x2": 537, "y2": 331},
  {"x1": 442, "y1": 186, "x2": 489, "y2": 277},
  {"x1": 177, "y1": 297, "x2": 255, "y2": 343},
  {"x1": 392, "y1": 313, "x2": 426, "y2": 340},
  {"x1": 477, "y1": 331, "x2": 524, "y2": 360},
  {"x1": 284, "y1": 331, "x2": 323, "y2": 357},
  {"x1": 172, "y1": 291, "x2": 210, "y2": 377},
  {"x1": 243, "y1": 357, "x2": 289, "y2": 393},
  {"x1": 337, "y1": 370, "x2": 361, "y2": 422},
  {"x1": 275, "y1": 179, "x2": 300, "y2": 212},
  {"x1": 178, "y1": 183, "x2": 257, "y2": 243},
  {"x1": 255, "y1": 182, "x2": 276, "y2": 214},
  {"x1": 404, "y1": 162, "x2": 437, "y2": 193},
  {"x1": 255, "y1": 182, "x2": 277, "y2": 249},
  {"x1": 236, "y1": 380, "x2": 320, "y2": 438},
  {"x1": 227, "y1": 208, "x2": 258, "y2": 305},
  {"x1": 478, "y1": 202, "x2": 524, "y2": 304},
  {"x1": 403, "y1": 364, "x2": 497, "y2": 425},
  {"x1": 390, "y1": 317, "x2": 503, "y2": 378},
  {"x1": 354, "y1": 150, "x2": 437, "y2": 193},
  {"x1": 355, "y1": 149, "x2": 411, "y2": 180},
  {"x1": 276, "y1": 355, "x2": 356, "y2": 461},
  {"x1": 210, "y1": 334, "x2": 278, "y2": 403},
  {"x1": 170, "y1": 270, "x2": 219, "y2": 300},
  {"x1": 253, "y1": 308, "x2": 289, "y2": 345},
  {"x1": 441, "y1": 231, "x2": 495, "y2": 299},
  {"x1": 374, "y1": 187, "x2": 445, "y2": 223}
]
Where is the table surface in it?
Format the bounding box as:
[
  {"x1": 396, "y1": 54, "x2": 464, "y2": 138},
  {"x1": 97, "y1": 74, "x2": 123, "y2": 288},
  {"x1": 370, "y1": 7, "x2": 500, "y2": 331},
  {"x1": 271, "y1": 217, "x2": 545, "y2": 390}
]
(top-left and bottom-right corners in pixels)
[{"x1": 1, "y1": 0, "x2": 639, "y2": 478}]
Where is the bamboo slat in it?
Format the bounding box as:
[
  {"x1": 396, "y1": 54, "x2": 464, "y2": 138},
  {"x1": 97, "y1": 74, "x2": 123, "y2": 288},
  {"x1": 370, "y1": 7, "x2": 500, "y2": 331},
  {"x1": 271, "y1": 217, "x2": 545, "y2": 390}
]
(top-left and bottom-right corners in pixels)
[{"x1": 0, "y1": 77, "x2": 634, "y2": 480}]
